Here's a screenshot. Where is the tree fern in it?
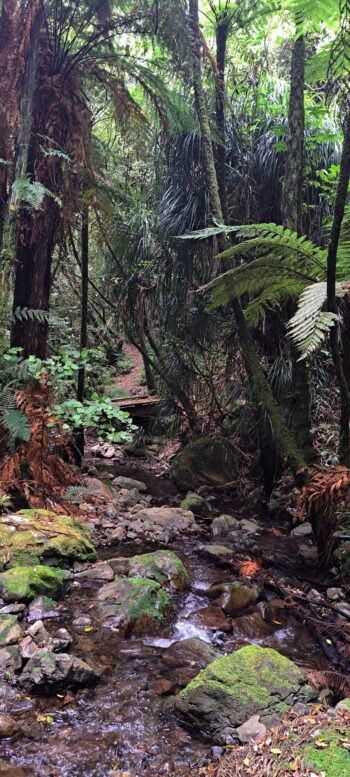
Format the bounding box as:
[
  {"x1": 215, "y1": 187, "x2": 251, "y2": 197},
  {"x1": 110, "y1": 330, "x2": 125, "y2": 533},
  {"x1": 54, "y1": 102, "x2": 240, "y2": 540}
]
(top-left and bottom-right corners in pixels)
[
  {"x1": 2, "y1": 408, "x2": 31, "y2": 449},
  {"x1": 287, "y1": 281, "x2": 350, "y2": 358}
]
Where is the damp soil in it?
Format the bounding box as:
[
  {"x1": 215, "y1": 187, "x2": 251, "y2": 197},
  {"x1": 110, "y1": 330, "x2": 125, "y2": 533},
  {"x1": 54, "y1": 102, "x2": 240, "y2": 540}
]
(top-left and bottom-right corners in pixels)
[{"x1": 0, "y1": 464, "x2": 329, "y2": 777}]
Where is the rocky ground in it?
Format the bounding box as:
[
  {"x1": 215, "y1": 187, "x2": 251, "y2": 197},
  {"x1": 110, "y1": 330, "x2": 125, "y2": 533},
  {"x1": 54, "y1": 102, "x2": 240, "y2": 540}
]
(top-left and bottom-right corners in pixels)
[{"x1": 0, "y1": 444, "x2": 348, "y2": 776}]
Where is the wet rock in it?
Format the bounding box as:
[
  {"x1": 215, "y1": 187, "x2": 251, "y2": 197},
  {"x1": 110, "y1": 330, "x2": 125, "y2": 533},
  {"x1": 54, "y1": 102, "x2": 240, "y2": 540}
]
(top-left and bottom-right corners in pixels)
[
  {"x1": 72, "y1": 615, "x2": 91, "y2": 631},
  {"x1": 236, "y1": 715, "x2": 266, "y2": 743},
  {"x1": 26, "y1": 620, "x2": 50, "y2": 643},
  {"x1": 163, "y1": 638, "x2": 219, "y2": 669},
  {"x1": 211, "y1": 515, "x2": 240, "y2": 536},
  {"x1": 188, "y1": 606, "x2": 232, "y2": 633},
  {"x1": 180, "y1": 493, "x2": 205, "y2": 512},
  {"x1": 0, "y1": 565, "x2": 69, "y2": 603},
  {"x1": 0, "y1": 714, "x2": 20, "y2": 738},
  {"x1": 228, "y1": 611, "x2": 270, "y2": 640},
  {"x1": 55, "y1": 628, "x2": 73, "y2": 649},
  {"x1": 131, "y1": 506, "x2": 198, "y2": 540},
  {"x1": 19, "y1": 636, "x2": 38, "y2": 660},
  {"x1": 116, "y1": 488, "x2": 143, "y2": 509},
  {"x1": 208, "y1": 580, "x2": 261, "y2": 614},
  {"x1": 109, "y1": 527, "x2": 127, "y2": 542},
  {"x1": 291, "y1": 522, "x2": 313, "y2": 538},
  {"x1": 128, "y1": 550, "x2": 189, "y2": 591},
  {"x1": 172, "y1": 437, "x2": 237, "y2": 491},
  {"x1": 173, "y1": 644, "x2": 316, "y2": 743},
  {"x1": 299, "y1": 544, "x2": 318, "y2": 565},
  {"x1": 326, "y1": 587, "x2": 342, "y2": 601},
  {"x1": 199, "y1": 545, "x2": 233, "y2": 563},
  {"x1": 27, "y1": 596, "x2": 59, "y2": 622},
  {"x1": 112, "y1": 476, "x2": 147, "y2": 492},
  {"x1": 151, "y1": 678, "x2": 175, "y2": 696},
  {"x1": 257, "y1": 599, "x2": 287, "y2": 623},
  {"x1": 18, "y1": 650, "x2": 99, "y2": 690},
  {"x1": 95, "y1": 577, "x2": 173, "y2": 635},
  {"x1": 240, "y1": 519, "x2": 259, "y2": 534},
  {"x1": 337, "y1": 601, "x2": 350, "y2": 618},
  {"x1": 108, "y1": 557, "x2": 129, "y2": 576},
  {"x1": 0, "y1": 646, "x2": 22, "y2": 676},
  {"x1": 0, "y1": 510, "x2": 96, "y2": 566},
  {"x1": 84, "y1": 477, "x2": 114, "y2": 500},
  {"x1": 74, "y1": 562, "x2": 114, "y2": 582},
  {"x1": 0, "y1": 615, "x2": 22, "y2": 646},
  {"x1": 0, "y1": 605, "x2": 25, "y2": 615},
  {"x1": 105, "y1": 506, "x2": 118, "y2": 520}
]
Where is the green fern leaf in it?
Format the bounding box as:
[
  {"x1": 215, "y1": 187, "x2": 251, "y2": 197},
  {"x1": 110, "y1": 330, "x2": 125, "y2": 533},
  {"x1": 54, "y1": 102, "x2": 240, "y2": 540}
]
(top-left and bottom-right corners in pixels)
[{"x1": 2, "y1": 408, "x2": 31, "y2": 447}]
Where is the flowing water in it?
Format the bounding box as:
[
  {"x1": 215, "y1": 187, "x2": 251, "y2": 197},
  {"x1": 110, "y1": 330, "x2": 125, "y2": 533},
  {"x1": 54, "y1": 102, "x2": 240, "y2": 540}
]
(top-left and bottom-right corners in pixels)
[{"x1": 0, "y1": 465, "x2": 328, "y2": 777}]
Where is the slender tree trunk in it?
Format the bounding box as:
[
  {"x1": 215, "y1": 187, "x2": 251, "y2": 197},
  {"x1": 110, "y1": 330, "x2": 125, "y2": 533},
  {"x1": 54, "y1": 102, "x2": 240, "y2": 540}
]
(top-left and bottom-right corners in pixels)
[
  {"x1": 281, "y1": 34, "x2": 314, "y2": 463},
  {"x1": 327, "y1": 112, "x2": 350, "y2": 434},
  {"x1": 339, "y1": 298, "x2": 350, "y2": 466},
  {"x1": 189, "y1": 0, "x2": 306, "y2": 480},
  {"x1": 281, "y1": 36, "x2": 305, "y2": 233},
  {"x1": 74, "y1": 206, "x2": 89, "y2": 465},
  {"x1": 214, "y1": 13, "x2": 229, "y2": 224}
]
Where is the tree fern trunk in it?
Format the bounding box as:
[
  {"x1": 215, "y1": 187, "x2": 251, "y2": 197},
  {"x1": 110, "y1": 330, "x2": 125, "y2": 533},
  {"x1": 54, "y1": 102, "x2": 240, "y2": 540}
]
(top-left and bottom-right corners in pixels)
[
  {"x1": 74, "y1": 205, "x2": 89, "y2": 465},
  {"x1": 282, "y1": 34, "x2": 314, "y2": 463},
  {"x1": 188, "y1": 0, "x2": 306, "y2": 480},
  {"x1": 327, "y1": 112, "x2": 350, "y2": 460}
]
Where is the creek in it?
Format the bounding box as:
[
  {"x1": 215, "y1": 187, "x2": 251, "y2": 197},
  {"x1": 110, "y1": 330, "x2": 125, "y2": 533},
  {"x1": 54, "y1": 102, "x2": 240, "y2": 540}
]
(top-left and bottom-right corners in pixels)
[{"x1": 0, "y1": 462, "x2": 329, "y2": 776}]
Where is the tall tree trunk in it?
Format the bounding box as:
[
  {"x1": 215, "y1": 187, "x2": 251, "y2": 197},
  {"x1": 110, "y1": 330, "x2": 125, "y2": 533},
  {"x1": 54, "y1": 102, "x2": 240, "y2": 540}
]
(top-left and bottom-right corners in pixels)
[
  {"x1": 281, "y1": 34, "x2": 314, "y2": 463},
  {"x1": 0, "y1": 0, "x2": 43, "y2": 352},
  {"x1": 74, "y1": 205, "x2": 89, "y2": 465},
  {"x1": 327, "y1": 112, "x2": 350, "y2": 455},
  {"x1": 281, "y1": 35, "x2": 305, "y2": 233},
  {"x1": 214, "y1": 13, "x2": 229, "y2": 224},
  {"x1": 189, "y1": 0, "x2": 306, "y2": 481}
]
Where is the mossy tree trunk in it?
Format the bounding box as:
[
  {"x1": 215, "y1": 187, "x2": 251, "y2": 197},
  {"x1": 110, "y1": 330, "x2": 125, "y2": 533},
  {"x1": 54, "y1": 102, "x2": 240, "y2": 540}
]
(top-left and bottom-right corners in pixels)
[
  {"x1": 281, "y1": 34, "x2": 314, "y2": 463},
  {"x1": 327, "y1": 112, "x2": 350, "y2": 464},
  {"x1": 188, "y1": 0, "x2": 306, "y2": 483}
]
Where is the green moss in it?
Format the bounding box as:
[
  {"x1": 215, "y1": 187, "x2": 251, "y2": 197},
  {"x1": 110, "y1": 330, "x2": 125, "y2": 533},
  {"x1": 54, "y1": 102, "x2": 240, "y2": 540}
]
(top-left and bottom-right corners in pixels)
[
  {"x1": 0, "y1": 565, "x2": 69, "y2": 602},
  {"x1": 128, "y1": 550, "x2": 189, "y2": 590},
  {"x1": 125, "y1": 577, "x2": 171, "y2": 623},
  {"x1": 179, "y1": 645, "x2": 305, "y2": 706},
  {"x1": 0, "y1": 509, "x2": 96, "y2": 568},
  {"x1": 335, "y1": 541, "x2": 350, "y2": 581},
  {"x1": 0, "y1": 614, "x2": 21, "y2": 645},
  {"x1": 180, "y1": 493, "x2": 205, "y2": 511},
  {"x1": 301, "y1": 727, "x2": 350, "y2": 777}
]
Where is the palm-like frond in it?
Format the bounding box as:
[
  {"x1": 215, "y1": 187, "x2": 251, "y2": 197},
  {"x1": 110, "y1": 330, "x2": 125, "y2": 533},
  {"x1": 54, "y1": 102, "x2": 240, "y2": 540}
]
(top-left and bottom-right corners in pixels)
[{"x1": 287, "y1": 281, "x2": 350, "y2": 359}]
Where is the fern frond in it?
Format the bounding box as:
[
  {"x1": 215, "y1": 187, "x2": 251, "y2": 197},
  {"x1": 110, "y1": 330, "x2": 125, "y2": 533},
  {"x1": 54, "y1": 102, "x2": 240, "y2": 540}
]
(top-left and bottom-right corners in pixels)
[
  {"x1": 245, "y1": 280, "x2": 305, "y2": 325},
  {"x1": 2, "y1": 408, "x2": 31, "y2": 448},
  {"x1": 287, "y1": 282, "x2": 341, "y2": 359},
  {"x1": 11, "y1": 307, "x2": 50, "y2": 324}
]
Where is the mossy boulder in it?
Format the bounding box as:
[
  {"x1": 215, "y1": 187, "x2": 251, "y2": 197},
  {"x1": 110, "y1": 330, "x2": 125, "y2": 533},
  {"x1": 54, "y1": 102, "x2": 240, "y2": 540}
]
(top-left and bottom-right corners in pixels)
[
  {"x1": 127, "y1": 551, "x2": 189, "y2": 591},
  {"x1": 19, "y1": 650, "x2": 99, "y2": 691},
  {"x1": 174, "y1": 644, "x2": 316, "y2": 743},
  {"x1": 0, "y1": 614, "x2": 22, "y2": 645},
  {"x1": 300, "y1": 725, "x2": 350, "y2": 777},
  {"x1": 0, "y1": 565, "x2": 69, "y2": 603},
  {"x1": 208, "y1": 580, "x2": 261, "y2": 614},
  {"x1": 0, "y1": 509, "x2": 96, "y2": 568},
  {"x1": 180, "y1": 493, "x2": 205, "y2": 512},
  {"x1": 172, "y1": 437, "x2": 237, "y2": 491},
  {"x1": 95, "y1": 576, "x2": 173, "y2": 635}
]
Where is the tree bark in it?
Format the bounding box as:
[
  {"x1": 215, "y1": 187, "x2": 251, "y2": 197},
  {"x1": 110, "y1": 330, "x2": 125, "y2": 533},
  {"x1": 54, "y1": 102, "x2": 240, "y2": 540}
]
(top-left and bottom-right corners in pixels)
[
  {"x1": 281, "y1": 35, "x2": 305, "y2": 234},
  {"x1": 281, "y1": 34, "x2": 314, "y2": 463},
  {"x1": 188, "y1": 0, "x2": 306, "y2": 480},
  {"x1": 214, "y1": 12, "x2": 229, "y2": 224},
  {"x1": 327, "y1": 112, "x2": 350, "y2": 446},
  {"x1": 74, "y1": 205, "x2": 89, "y2": 465}
]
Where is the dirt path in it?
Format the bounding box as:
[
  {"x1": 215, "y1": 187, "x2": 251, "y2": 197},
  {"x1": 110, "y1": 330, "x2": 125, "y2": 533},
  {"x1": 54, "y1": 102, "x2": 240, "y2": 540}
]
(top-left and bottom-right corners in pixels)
[{"x1": 115, "y1": 342, "x2": 147, "y2": 397}]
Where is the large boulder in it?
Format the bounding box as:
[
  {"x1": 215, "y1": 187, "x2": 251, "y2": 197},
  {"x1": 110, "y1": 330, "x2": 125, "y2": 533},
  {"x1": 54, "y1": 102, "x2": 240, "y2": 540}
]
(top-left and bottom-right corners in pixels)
[
  {"x1": 0, "y1": 510, "x2": 96, "y2": 568},
  {"x1": 174, "y1": 644, "x2": 315, "y2": 743},
  {"x1": 95, "y1": 577, "x2": 173, "y2": 635},
  {"x1": 131, "y1": 506, "x2": 198, "y2": 540},
  {"x1": 172, "y1": 437, "x2": 237, "y2": 491},
  {"x1": 0, "y1": 565, "x2": 69, "y2": 603},
  {"x1": 127, "y1": 551, "x2": 189, "y2": 591},
  {"x1": 18, "y1": 650, "x2": 99, "y2": 690}
]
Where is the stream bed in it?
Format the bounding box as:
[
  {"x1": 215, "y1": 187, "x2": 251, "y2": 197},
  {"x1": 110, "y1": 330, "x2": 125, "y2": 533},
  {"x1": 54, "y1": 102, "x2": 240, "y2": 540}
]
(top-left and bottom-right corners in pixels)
[{"x1": 0, "y1": 465, "x2": 329, "y2": 777}]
